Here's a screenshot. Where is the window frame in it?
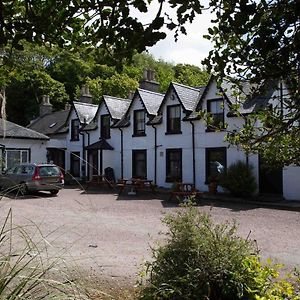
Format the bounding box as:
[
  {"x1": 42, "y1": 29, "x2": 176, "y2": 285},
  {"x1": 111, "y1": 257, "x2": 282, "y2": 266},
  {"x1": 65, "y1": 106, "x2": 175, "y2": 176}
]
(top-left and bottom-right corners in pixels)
[
  {"x1": 5, "y1": 148, "x2": 31, "y2": 170},
  {"x1": 132, "y1": 149, "x2": 147, "y2": 179},
  {"x1": 101, "y1": 114, "x2": 111, "y2": 139},
  {"x1": 71, "y1": 119, "x2": 80, "y2": 141},
  {"x1": 205, "y1": 147, "x2": 227, "y2": 183},
  {"x1": 166, "y1": 148, "x2": 182, "y2": 182},
  {"x1": 166, "y1": 104, "x2": 181, "y2": 134},
  {"x1": 206, "y1": 98, "x2": 225, "y2": 131},
  {"x1": 133, "y1": 109, "x2": 146, "y2": 137},
  {"x1": 70, "y1": 151, "x2": 80, "y2": 177}
]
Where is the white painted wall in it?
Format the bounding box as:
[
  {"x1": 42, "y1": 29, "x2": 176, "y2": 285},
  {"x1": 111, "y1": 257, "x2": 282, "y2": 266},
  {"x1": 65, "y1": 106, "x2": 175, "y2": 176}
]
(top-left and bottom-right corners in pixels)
[
  {"x1": 87, "y1": 104, "x2": 122, "y2": 180},
  {"x1": 0, "y1": 137, "x2": 48, "y2": 168},
  {"x1": 283, "y1": 166, "x2": 300, "y2": 200},
  {"x1": 121, "y1": 95, "x2": 155, "y2": 181},
  {"x1": 65, "y1": 110, "x2": 84, "y2": 178}
]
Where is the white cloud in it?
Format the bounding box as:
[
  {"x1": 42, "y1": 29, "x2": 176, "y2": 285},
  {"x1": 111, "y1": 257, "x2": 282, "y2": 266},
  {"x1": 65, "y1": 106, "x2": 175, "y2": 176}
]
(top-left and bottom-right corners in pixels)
[{"x1": 147, "y1": 8, "x2": 213, "y2": 67}]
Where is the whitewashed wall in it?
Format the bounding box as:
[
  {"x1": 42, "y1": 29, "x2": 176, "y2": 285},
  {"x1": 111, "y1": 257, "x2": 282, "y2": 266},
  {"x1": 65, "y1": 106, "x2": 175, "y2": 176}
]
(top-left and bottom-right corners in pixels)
[
  {"x1": 87, "y1": 104, "x2": 122, "y2": 179},
  {"x1": 121, "y1": 96, "x2": 156, "y2": 181},
  {"x1": 65, "y1": 110, "x2": 84, "y2": 177},
  {"x1": 1, "y1": 138, "x2": 48, "y2": 167}
]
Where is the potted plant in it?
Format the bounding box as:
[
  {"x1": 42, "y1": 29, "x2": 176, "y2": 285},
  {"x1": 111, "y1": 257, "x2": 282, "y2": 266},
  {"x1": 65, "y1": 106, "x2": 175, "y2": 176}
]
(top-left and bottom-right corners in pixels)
[{"x1": 208, "y1": 175, "x2": 219, "y2": 194}]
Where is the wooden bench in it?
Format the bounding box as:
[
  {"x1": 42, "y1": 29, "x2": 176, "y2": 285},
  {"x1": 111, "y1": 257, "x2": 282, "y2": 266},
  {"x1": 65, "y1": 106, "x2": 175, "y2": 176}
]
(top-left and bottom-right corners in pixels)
[
  {"x1": 117, "y1": 178, "x2": 157, "y2": 195},
  {"x1": 169, "y1": 183, "x2": 203, "y2": 202}
]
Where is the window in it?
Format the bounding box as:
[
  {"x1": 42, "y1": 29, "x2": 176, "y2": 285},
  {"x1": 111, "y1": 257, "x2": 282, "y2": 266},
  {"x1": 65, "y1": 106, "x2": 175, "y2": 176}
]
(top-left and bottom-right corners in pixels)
[
  {"x1": 207, "y1": 99, "x2": 224, "y2": 130},
  {"x1": 71, "y1": 119, "x2": 80, "y2": 141},
  {"x1": 133, "y1": 110, "x2": 146, "y2": 136},
  {"x1": 167, "y1": 105, "x2": 181, "y2": 134},
  {"x1": 70, "y1": 152, "x2": 80, "y2": 177},
  {"x1": 166, "y1": 149, "x2": 182, "y2": 182},
  {"x1": 206, "y1": 147, "x2": 226, "y2": 182},
  {"x1": 132, "y1": 150, "x2": 147, "y2": 179},
  {"x1": 5, "y1": 149, "x2": 30, "y2": 169},
  {"x1": 101, "y1": 114, "x2": 111, "y2": 139}
]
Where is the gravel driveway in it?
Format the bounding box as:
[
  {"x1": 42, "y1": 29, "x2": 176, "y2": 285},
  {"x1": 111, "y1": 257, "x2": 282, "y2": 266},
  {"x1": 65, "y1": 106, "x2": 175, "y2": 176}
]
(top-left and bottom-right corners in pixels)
[{"x1": 1, "y1": 187, "x2": 300, "y2": 284}]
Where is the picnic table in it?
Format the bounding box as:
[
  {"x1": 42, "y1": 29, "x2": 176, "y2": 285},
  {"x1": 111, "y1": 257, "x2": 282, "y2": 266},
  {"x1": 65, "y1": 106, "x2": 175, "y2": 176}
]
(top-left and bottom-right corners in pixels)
[
  {"x1": 117, "y1": 178, "x2": 156, "y2": 195},
  {"x1": 169, "y1": 183, "x2": 203, "y2": 202}
]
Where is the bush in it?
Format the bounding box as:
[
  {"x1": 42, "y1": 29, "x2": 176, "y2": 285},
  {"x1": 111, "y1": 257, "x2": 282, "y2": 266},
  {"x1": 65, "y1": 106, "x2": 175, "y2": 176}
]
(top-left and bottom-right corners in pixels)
[
  {"x1": 139, "y1": 205, "x2": 255, "y2": 300},
  {"x1": 138, "y1": 205, "x2": 300, "y2": 300},
  {"x1": 219, "y1": 161, "x2": 257, "y2": 197}
]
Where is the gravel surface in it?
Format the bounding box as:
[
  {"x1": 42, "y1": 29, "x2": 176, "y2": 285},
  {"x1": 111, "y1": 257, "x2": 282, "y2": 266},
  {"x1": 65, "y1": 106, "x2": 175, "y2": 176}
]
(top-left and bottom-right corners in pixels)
[{"x1": 1, "y1": 187, "x2": 300, "y2": 284}]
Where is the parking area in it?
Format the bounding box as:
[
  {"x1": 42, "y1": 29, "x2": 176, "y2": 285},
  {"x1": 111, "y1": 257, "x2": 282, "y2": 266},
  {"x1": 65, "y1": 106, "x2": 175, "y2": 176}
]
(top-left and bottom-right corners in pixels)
[{"x1": 1, "y1": 187, "x2": 300, "y2": 283}]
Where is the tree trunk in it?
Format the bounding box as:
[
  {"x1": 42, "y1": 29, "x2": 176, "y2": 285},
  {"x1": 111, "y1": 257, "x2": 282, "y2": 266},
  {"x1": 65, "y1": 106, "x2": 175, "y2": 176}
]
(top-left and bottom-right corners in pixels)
[{"x1": 0, "y1": 87, "x2": 6, "y2": 119}]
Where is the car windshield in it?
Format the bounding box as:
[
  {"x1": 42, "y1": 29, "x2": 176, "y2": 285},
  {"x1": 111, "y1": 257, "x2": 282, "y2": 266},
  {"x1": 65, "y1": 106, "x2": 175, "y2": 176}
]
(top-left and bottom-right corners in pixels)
[{"x1": 39, "y1": 166, "x2": 60, "y2": 177}]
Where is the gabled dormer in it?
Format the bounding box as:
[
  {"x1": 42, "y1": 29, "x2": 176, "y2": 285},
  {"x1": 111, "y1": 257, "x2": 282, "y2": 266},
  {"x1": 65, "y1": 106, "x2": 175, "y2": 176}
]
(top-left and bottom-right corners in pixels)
[
  {"x1": 113, "y1": 88, "x2": 164, "y2": 134},
  {"x1": 157, "y1": 82, "x2": 205, "y2": 134}
]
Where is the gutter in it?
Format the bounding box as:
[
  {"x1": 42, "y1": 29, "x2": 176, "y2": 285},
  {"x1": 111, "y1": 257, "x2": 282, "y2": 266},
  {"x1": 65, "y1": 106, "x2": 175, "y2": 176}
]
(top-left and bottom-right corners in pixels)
[
  {"x1": 190, "y1": 121, "x2": 196, "y2": 186},
  {"x1": 118, "y1": 128, "x2": 124, "y2": 179}
]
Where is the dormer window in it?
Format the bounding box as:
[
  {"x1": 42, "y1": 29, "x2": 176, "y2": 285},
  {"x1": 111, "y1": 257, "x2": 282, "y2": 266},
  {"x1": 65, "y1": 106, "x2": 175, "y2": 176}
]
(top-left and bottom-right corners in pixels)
[
  {"x1": 101, "y1": 114, "x2": 111, "y2": 139},
  {"x1": 71, "y1": 119, "x2": 80, "y2": 141},
  {"x1": 207, "y1": 99, "x2": 224, "y2": 131},
  {"x1": 166, "y1": 105, "x2": 181, "y2": 134},
  {"x1": 133, "y1": 109, "x2": 146, "y2": 136}
]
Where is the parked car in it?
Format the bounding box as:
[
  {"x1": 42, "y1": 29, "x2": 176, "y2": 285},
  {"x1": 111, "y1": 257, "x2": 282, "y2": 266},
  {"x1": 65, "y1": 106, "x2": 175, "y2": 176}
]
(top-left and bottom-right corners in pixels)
[{"x1": 0, "y1": 163, "x2": 64, "y2": 195}]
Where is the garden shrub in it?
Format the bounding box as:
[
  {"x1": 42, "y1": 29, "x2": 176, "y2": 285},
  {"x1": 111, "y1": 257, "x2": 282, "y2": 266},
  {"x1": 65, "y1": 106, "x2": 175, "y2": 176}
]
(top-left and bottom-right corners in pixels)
[
  {"x1": 219, "y1": 160, "x2": 257, "y2": 197},
  {"x1": 139, "y1": 205, "x2": 254, "y2": 300},
  {"x1": 139, "y1": 205, "x2": 300, "y2": 300}
]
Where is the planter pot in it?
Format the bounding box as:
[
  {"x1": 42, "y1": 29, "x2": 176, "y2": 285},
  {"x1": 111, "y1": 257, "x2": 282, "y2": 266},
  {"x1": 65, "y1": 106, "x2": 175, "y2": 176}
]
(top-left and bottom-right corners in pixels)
[{"x1": 208, "y1": 182, "x2": 218, "y2": 194}]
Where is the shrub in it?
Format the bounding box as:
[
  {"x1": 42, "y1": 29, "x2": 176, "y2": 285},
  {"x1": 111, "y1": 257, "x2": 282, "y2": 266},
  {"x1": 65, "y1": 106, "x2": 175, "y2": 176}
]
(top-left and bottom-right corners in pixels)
[
  {"x1": 139, "y1": 205, "x2": 255, "y2": 300},
  {"x1": 219, "y1": 161, "x2": 257, "y2": 197},
  {"x1": 138, "y1": 205, "x2": 300, "y2": 300}
]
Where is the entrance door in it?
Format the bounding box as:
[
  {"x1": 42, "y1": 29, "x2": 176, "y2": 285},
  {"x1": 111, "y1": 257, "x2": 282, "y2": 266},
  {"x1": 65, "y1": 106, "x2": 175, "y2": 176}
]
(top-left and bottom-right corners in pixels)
[
  {"x1": 88, "y1": 150, "x2": 99, "y2": 180},
  {"x1": 259, "y1": 156, "x2": 283, "y2": 195}
]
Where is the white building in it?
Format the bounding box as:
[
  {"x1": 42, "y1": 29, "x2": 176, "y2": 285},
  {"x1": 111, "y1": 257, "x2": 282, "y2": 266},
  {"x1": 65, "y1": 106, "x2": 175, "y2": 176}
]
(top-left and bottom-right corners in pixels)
[{"x1": 27, "y1": 75, "x2": 300, "y2": 201}]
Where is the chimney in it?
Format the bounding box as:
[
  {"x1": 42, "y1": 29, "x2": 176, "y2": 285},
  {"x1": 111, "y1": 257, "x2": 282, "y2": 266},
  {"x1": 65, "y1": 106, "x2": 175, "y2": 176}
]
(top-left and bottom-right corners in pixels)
[
  {"x1": 39, "y1": 95, "x2": 53, "y2": 116},
  {"x1": 79, "y1": 84, "x2": 92, "y2": 104},
  {"x1": 139, "y1": 69, "x2": 160, "y2": 93},
  {"x1": 65, "y1": 102, "x2": 71, "y2": 110}
]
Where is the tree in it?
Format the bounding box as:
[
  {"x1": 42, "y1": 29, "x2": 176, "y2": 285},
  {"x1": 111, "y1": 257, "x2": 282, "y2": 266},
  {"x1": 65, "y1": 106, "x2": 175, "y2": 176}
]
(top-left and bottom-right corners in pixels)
[{"x1": 203, "y1": 0, "x2": 300, "y2": 166}]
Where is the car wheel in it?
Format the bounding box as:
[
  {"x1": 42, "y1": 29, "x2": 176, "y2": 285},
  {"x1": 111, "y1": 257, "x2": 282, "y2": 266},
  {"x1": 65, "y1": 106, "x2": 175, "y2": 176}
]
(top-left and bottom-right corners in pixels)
[
  {"x1": 19, "y1": 183, "x2": 28, "y2": 195},
  {"x1": 50, "y1": 190, "x2": 59, "y2": 195}
]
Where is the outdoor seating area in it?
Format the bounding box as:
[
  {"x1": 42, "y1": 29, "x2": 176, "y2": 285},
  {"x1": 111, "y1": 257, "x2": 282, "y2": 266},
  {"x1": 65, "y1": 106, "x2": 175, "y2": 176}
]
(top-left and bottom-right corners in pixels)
[
  {"x1": 117, "y1": 178, "x2": 157, "y2": 195},
  {"x1": 169, "y1": 183, "x2": 203, "y2": 202}
]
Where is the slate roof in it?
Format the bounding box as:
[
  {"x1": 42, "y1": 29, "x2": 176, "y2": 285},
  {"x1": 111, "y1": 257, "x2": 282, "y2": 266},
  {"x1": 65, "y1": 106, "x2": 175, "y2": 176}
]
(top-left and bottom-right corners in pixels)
[
  {"x1": 137, "y1": 89, "x2": 164, "y2": 115},
  {"x1": 112, "y1": 116, "x2": 130, "y2": 128},
  {"x1": 28, "y1": 109, "x2": 70, "y2": 135},
  {"x1": 221, "y1": 80, "x2": 277, "y2": 116},
  {"x1": 73, "y1": 101, "x2": 98, "y2": 124},
  {"x1": 85, "y1": 138, "x2": 114, "y2": 150},
  {"x1": 83, "y1": 121, "x2": 98, "y2": 131},
  {"x1": 103, "y1": 95, "x2": 131, "y2": 120},
  {"x1": 147, "y1": 115, "x2": 163, "y2": 125},
  {"x1": 0, "y1": 118, "x2": 49, "y2": 140},
  {"x1": 172, "y1": 83, "x2": 205, "y2": 111}
]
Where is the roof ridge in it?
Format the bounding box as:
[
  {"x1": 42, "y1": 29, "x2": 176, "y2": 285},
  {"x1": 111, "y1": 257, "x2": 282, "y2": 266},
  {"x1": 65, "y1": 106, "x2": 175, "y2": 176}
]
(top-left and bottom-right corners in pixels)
[
  {"x1": 172, "y1": 82, "x2": 203, "y2": 92},
  {"x1": 103, "y1": 95, "x2": 131, "y2": 102},
  {"x1": 73, "y1": 101, "x2": 98, "y2": 107},
  {"x1": 138, "y1": 88, "x2": 164, "y2": 96}
]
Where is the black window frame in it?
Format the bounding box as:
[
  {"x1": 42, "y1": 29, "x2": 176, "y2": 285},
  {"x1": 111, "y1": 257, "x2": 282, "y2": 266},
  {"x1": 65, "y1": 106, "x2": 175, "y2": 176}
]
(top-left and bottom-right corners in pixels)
[
  {"x1": 205, "y1": 147, "x2": 227, "y2": 183},
  {"x1": 133, "y1": 109, "x2": 146, "y2": 137},
  {"x1": 101, "y1": 114, "x2": 111, "y2": 139},
  {"x1": 70, "y1": 151, "x2": 80, "y2": 177},
  {"x1": 132, "y1": 150, "x2": 147, "y2": 179},
  {"x1": 166, "y1": 148, "x2": 182, "y2": 182},
  {"x1": 206, "y1": 99, "x2": 225, "y2": 131},
  {"x1": 166, "y1": 105, "x2": 181, "y2": 134},
  {"x1": 71, "y1": 119, "x2": 80, "y2": 141}
]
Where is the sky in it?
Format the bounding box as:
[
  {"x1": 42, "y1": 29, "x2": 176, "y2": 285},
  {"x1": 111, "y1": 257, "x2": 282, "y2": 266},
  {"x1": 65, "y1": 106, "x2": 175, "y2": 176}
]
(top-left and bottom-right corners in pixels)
[{"x1": 132, "y1": 1, "x2": 214, "y2": 67}]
